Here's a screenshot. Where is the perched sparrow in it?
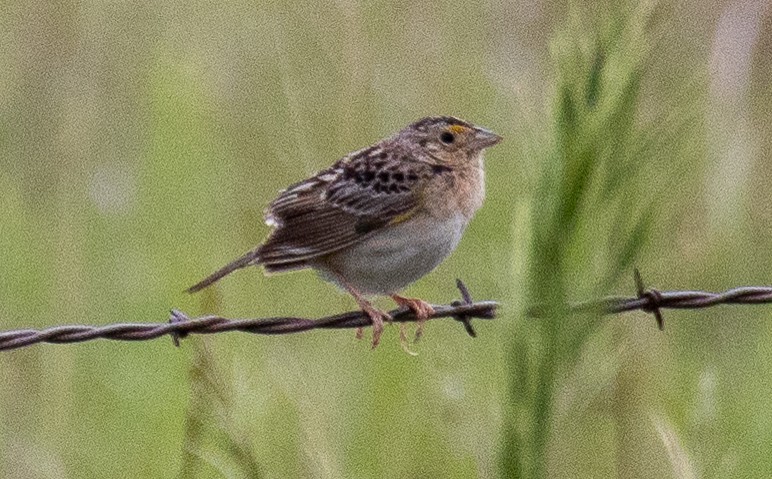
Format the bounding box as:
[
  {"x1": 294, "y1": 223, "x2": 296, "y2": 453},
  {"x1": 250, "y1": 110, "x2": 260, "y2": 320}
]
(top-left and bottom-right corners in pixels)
[{"x1": 188, "y1": 116, "x2": 501, "y2": 347}]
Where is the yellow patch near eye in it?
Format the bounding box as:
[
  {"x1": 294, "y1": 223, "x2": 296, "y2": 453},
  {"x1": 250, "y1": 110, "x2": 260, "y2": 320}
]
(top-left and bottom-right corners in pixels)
[{"x1": 449, "y1": 124, "x2": 466, "y2": 134}]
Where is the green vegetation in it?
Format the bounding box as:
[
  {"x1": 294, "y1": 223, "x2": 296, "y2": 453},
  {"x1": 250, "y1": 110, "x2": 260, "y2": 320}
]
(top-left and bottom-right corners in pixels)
[{"x1": 1, "y1": 1, "x2": 771, "y2": 477}]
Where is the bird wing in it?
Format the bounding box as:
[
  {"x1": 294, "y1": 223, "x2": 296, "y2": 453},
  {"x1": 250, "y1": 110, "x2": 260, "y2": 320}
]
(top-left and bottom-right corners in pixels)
[{"x1": 257, "y1": 148, "x2": 435, "y2": 269}]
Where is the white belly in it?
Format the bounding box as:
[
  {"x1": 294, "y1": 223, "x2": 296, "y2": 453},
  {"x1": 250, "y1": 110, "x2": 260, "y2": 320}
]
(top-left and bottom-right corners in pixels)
[{"x1": 318, "y1": 212, "x2": 468, "y2": 295}]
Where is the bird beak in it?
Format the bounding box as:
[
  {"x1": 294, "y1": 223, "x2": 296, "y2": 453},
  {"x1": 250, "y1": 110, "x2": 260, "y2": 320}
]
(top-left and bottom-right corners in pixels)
[{"x1": 472, "y1": 128, "x2": 503, "y2": 148}]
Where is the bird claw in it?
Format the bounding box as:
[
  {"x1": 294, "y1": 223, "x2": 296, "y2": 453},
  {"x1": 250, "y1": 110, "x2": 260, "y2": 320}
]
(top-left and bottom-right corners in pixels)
[
  {"x1": 399, "y1": 323, "x2": 419, "y2": 356},
  {"x1": 352, "y1": 302, "x2": 391, "y2": 348},
  {"x1": 365, "y1": 308, "x2": 391, "y2": 349},
  {"x1": 391, "y1": 295, "x2": 435, "y2": 343}
]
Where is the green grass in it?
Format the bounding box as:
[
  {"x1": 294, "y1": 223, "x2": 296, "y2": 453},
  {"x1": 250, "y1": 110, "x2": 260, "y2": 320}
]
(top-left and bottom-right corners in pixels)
[
  {"x1": 502, "y1": 3, "x2": 662, "y2": 477},
  {"x1": 1, "y1": 1, "x2": 771, "y2": 478}
]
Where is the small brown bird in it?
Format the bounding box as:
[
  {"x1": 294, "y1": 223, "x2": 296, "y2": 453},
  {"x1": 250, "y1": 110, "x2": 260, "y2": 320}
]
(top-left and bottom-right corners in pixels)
[{"x1": 187, "y1": 116, "x2": 501, "y2": 347}]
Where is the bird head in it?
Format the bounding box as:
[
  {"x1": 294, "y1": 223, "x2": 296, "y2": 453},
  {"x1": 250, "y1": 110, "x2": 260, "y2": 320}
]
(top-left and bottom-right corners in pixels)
[{"x1": 399, "y1": 116, "x2": 502, "y2": 165}]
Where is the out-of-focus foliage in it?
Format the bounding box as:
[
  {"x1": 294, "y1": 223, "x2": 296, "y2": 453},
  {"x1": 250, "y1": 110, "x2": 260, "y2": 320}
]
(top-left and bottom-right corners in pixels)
[{"x1": 1, "y1": 1, "x2": 771, "y2": 478}]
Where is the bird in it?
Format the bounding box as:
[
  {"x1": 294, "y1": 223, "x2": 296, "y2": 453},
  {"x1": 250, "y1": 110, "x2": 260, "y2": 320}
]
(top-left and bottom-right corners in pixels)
[{"x1": 187, "y1": 116, "x2": 502, "y2": 348}]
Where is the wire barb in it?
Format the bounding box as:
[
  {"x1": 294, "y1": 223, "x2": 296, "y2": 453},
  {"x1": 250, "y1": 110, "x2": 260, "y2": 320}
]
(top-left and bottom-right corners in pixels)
[
  {"x1": 634, "y1": 268, "x2": 665, "y2": 330},
  {"x1": 452, "y1": 279, "x2": 478, "y2": 337},
  {"x1": 528, "y1": 281, "x2": 772, "y2": 327},
  {"x1": 4, "y1": 279, "x2": 772, "y2": 351},
  {"x1": 0, "y1": 281, "x2": 498, "y2": 352},
  {"x1": 169, "y1": 310, "x2": 190, "y2": 347}
]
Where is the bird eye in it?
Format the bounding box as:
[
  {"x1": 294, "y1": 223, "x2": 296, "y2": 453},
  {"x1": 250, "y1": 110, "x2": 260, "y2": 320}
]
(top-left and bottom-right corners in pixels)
[{"x1": 440, "y1": 131, "x2": 455, "y2": 144}]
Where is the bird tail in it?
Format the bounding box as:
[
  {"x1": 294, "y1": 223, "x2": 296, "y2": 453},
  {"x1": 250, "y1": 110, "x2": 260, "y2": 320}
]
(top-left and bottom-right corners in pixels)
[{"x1": 186, "y1": 248, "x2": 260, "y2": 293}]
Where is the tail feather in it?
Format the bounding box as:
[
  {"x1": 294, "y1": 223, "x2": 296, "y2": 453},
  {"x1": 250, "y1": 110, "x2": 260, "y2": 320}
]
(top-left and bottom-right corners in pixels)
[{"x1": 186, "y1": 248, "x2": 260, "y2": 293}]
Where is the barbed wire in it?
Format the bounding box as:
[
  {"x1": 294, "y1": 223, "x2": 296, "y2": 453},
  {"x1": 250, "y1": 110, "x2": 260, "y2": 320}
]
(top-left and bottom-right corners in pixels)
[
  {"x1": 528, "y1": 270, "x2": 772, "y2": 330},
  {"x1": 2, "y1": 274, "x2": 772, "y2": 351},
  {"x1": 0, "y1": 280, "x2": 494, "y2": 351}
]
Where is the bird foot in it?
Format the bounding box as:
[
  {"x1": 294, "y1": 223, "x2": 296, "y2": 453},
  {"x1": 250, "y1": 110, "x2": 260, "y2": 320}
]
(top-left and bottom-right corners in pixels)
[
  {"x1": 391, "y1": 295, "x2": 435, "y2": 342},
  {"x1": 335, "y1": 277, "x2": 392, "y2": 348},
  {"x1": 358, "y1": 303, "x2": 391, "y2": 349}
]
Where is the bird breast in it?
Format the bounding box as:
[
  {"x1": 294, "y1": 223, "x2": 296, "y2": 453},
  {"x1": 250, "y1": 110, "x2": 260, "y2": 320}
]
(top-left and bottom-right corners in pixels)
[
  {"x1": 317, "y1": 211, "x2": 470, "y2": 295},
  {"x1": 424, "y1": 163, "x2": 485, "y2": 220}
]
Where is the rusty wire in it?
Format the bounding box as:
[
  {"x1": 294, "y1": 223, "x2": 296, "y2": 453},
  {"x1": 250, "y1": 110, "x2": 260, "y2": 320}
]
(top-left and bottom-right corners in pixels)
[
  {"x1": 563, "y1": 286, "x2": 772, "y2": 323},
  {"x1": 3, "y1": 275, "x2": 772, "y2": 351},
  {"x1": 0, "y1": 280, "x2": 495, "y2": 351},
  {"x1": 529, "y1": 270, "x2": 772, "y2": 330}
]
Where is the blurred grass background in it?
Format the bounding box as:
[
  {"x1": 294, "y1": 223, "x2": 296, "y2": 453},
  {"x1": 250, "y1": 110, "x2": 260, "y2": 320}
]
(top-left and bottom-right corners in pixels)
[{"x1": 1, "y1": 0, "x2": 771, "y2": 477}]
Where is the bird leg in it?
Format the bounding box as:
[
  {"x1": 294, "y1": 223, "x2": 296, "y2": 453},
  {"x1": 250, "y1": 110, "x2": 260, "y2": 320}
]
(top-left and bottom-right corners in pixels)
[
  {"x1": 357, "y1": 298, "x2": 391, "y2": 349},
  {"x1": 390, "y1": 294, "x2": 435, "y2": 342},
  {"x1": 337, "y1": 281, "x2": 391, "y2": 348}
]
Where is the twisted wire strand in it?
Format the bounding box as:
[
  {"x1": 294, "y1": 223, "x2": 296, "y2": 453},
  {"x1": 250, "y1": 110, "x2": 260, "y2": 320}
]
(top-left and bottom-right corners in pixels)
[
  {"x1": 530, "y1": 270, "x2": 772, "y2": 330},
  {"x1": 572, "y1": 287, "x2": 772, "y2": 314},
  {"x1": 0, "y1": 280, "x2": 495, "y2": 351},
  {"x1": 3, "y1": 277, "x2": 772, "y2": 351}
]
